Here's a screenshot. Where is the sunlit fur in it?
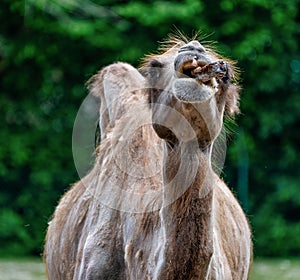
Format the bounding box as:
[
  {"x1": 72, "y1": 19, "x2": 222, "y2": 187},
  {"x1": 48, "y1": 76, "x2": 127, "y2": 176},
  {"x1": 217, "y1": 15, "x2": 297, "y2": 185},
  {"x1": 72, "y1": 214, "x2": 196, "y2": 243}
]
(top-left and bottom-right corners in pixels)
[{"x1": 44, "y1": 35, "x2": 252, "y2": 280}]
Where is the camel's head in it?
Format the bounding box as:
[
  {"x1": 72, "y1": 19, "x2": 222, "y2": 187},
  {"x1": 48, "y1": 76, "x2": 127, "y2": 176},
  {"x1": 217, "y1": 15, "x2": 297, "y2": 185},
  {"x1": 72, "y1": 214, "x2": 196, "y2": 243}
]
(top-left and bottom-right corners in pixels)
[{"x1": 142, "y1": 38, "x2": 240, "y2": 148}]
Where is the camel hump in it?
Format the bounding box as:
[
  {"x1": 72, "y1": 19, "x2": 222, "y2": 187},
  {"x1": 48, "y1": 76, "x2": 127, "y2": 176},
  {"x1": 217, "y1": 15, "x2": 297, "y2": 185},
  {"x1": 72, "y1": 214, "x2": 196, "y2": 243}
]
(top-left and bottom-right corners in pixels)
[{"x1": 87, "y1": 62, "x2": 146, "y2": 141}]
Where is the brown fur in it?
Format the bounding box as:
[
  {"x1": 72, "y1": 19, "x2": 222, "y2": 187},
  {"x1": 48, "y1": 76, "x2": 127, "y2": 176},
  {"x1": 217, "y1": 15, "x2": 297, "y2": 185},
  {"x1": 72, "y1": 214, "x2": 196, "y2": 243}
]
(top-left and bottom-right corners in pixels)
[{"x1": 44, "y1": 36, "x2": 252, "y2": 279}]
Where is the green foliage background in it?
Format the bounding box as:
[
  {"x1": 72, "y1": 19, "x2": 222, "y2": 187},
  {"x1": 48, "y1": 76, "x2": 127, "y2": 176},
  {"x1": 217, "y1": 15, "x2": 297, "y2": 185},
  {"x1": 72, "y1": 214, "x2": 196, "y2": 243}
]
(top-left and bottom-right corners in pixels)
[{"x1": 0, "y1": 0, "x2": 299, "y2": 257}]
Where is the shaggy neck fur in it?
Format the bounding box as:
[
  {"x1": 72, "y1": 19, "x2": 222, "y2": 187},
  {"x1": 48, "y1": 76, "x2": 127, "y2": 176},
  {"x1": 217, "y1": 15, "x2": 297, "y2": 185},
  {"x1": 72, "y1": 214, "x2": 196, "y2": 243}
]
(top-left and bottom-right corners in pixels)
[{"x1": 158, "y1": 141, "x2": 214, "y2": 279}]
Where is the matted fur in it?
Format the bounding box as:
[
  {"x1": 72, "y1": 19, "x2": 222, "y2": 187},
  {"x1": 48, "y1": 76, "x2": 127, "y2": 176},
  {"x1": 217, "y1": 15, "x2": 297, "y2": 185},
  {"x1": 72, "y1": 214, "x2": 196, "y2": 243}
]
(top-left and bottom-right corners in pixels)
[{"x1": 44, "y1": 35, "x2": 252, "y2": 279}]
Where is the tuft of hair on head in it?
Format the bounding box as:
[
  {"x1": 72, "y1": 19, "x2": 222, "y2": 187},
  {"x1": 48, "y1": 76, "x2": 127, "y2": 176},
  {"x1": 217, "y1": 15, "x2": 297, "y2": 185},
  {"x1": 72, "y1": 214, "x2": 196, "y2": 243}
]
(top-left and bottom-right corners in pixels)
[
  {"x1": 159, "y1": 30, "x2": 189, "y2": 50},
  {"x1": 141, "y1": 29, "x2": 204, "y2": 66},
  {"x1": 153, "y1": 29, "x2": 214, "y2": 55}
]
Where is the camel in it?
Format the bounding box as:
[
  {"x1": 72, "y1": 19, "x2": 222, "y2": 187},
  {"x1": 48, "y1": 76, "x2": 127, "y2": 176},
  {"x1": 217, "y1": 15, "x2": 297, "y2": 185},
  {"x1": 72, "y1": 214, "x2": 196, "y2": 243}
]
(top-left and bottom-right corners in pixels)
[{"x1": 44, "y1": 36, "x2": 252, "y2": 279}]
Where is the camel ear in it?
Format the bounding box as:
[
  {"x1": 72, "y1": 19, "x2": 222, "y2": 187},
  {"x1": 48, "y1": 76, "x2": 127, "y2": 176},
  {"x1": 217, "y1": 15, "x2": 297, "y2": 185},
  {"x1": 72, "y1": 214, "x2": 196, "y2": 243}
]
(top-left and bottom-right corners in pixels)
[
  {"x1": 141, "y1": 59, "x2": 165, "y2": 105},
  {"x1": 141, "y1": 59, "x2": 164, "y2": 85},
  {"x1": 225, "y1": 83, "x2": 240, "y2": 117},
  {"x1": 221, "y1": 62, "x2": 240, "y2": 117}
]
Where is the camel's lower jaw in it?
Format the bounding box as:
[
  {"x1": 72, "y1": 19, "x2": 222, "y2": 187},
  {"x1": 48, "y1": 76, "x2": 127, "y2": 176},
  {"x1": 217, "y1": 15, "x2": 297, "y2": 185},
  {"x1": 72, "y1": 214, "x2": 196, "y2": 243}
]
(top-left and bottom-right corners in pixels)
[{"x1": 173, "y1": 77, "x2": 218, "y2": 103}]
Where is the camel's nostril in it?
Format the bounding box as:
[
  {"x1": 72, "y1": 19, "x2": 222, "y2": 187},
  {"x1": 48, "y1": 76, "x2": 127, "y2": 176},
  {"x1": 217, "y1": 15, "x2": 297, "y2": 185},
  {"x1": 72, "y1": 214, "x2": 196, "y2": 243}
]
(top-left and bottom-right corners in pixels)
[
  {"x1": 197, "y1": 61, "x2": 207, "y2": 68},
  {"x1": 179, "y1": 41, "x2": 206, "y2": 54}
]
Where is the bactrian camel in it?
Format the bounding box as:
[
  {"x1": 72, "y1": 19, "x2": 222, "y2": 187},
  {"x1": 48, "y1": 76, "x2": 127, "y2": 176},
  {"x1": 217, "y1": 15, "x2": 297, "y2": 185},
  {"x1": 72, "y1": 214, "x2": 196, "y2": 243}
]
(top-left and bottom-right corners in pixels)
[{"x1": 44, "y1": 35, "x2": 252, "y2": 279}]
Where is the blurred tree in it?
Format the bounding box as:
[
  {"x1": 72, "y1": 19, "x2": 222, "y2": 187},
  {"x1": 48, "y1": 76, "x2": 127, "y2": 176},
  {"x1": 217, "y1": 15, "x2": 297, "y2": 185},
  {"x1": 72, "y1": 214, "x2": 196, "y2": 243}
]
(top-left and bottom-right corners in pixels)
[{"x1": 0, "y1": 0, "x2": 299, "y2": 257}]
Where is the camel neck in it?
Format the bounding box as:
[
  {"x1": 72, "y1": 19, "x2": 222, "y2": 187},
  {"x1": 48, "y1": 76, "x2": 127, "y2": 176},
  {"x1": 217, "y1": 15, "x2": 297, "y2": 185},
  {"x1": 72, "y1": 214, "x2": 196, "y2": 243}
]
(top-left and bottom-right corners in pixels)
[
  {"x1": 161, "y1": 141, "x2": 213, "y2": 207},
  {"x1": 158, "y1": 141, "x2": 214, "y2": 279}
]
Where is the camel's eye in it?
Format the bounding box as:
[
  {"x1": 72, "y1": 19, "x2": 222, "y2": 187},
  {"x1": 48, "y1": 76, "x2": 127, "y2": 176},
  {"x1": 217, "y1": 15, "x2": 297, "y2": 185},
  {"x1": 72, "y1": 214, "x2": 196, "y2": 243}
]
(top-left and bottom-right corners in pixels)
[{"x1": 149, "y1": 59, "x2": 163, "y2": 68}]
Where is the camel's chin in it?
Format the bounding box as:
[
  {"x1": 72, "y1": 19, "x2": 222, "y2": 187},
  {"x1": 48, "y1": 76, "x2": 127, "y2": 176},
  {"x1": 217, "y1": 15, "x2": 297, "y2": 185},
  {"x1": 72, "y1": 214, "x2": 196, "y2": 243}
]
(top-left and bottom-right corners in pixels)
[{"x1": 173, "y1": 77, "x2": 219, "y2": 103}]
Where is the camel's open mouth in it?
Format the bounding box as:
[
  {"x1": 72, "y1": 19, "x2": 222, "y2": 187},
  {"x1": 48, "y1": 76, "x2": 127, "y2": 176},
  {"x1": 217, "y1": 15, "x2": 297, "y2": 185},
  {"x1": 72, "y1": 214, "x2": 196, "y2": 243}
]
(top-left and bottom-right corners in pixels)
[{"x1": 178, "y1": 58, "x2": 228, "y2": 91}]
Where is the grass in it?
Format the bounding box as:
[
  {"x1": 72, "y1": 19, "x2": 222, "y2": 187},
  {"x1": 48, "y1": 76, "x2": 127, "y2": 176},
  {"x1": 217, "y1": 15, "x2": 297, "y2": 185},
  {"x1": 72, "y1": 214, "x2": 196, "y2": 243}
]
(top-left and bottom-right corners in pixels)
[
  {"x1": 0, "y1": 258, "x2": 47, "y2": 280},
  {"x1": 0, "y1": 258, "x2": 299, "y2": 279},
  {"x1": 249, "y1": 258, "x2": 300, "y2": 280}
]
